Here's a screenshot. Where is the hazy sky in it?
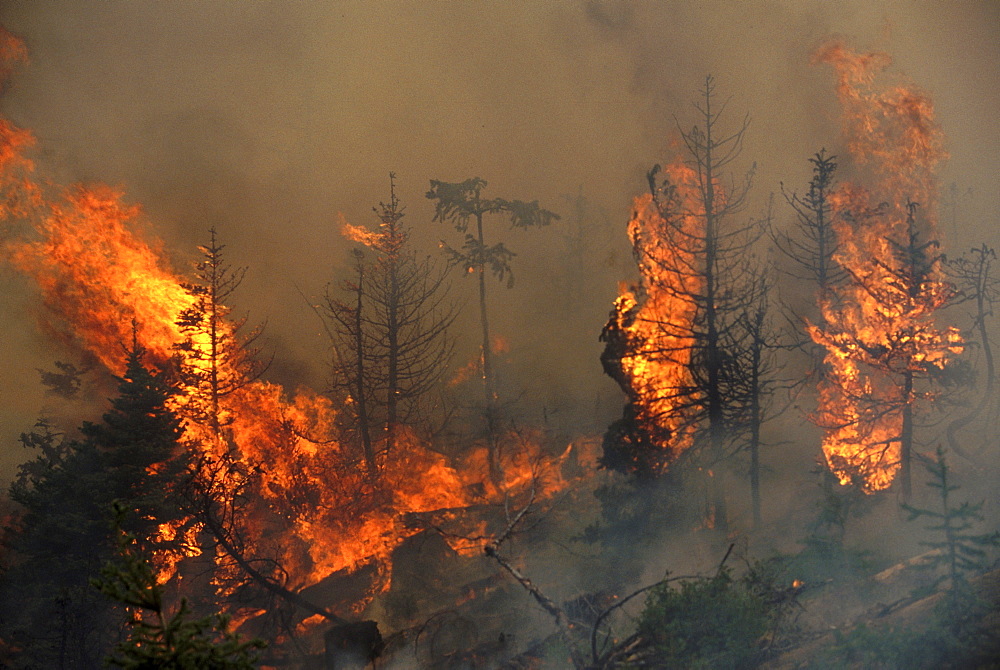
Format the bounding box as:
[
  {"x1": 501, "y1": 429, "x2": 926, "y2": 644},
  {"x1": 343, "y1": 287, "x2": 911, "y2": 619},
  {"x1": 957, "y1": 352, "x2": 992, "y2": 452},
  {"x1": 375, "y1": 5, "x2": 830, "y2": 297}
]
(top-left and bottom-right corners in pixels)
[{"x1": 1, "y1": 1, "x2": 998, "y2": 477}]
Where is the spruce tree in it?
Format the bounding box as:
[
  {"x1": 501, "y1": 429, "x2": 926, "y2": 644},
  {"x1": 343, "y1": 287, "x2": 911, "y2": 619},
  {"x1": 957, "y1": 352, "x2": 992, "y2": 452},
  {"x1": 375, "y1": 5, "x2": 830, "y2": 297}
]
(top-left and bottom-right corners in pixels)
[{"x1": 1, "y1": 341, "x2": 189, "y2": 668}]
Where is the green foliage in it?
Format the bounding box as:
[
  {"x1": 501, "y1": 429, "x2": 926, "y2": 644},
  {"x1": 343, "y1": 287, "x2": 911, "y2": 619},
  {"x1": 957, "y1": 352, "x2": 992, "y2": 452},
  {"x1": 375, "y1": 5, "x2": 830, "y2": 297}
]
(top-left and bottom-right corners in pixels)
[
  {"x1": 811, "y1": 447, "x2": 1000, "y2": 669},
  {"x1": 0, "y1": 345, "x2": 191, "y2": 667},
  {"x1": 93, "y1": 504, "x2": 265, "y2": 669},
  {"x1": 814, "y1": 587, "x2": 998, "y2": 670},
  {"x1": 902, "y1": 446, "x2": 1000, "y2": 597},
  {"x1": 816, "y1": 621, "x2": 942, "y2": 669},
  {"x1": 786, "y1": 473, "x2": 879, "y2": 585},
  {"x1": 636, "y1": 568, "x2": 773, "y2": 669}
]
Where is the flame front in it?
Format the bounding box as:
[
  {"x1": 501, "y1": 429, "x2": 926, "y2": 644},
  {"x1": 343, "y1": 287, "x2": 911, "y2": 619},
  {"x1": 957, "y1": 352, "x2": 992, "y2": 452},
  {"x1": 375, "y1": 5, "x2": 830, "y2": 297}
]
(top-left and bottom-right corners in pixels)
[
  {"x1": 808, "y1": 42, "x2": 961, "y2": 491},
  {"x1": 0, "y1": 39, "x2": 569, "y2": 620},
  {"x1": 6, "y1": 186, "x2": 566, "y2": 591}
]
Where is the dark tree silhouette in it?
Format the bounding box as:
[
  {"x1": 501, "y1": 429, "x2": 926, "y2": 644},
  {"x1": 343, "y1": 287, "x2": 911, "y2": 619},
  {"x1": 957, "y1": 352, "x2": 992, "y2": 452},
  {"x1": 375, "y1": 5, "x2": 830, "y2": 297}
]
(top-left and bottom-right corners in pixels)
[
  {"x1": 1, "y1": 339, "x2": 189, "y2": 668},
  {"x1": 323, "y1": 175, "x2": 456, "y2": 479},
  {"x1": 427, "y1": 177, "x2": 558, "y2": 481},
  {"x1": 946, "y1": 244, "x2": 999, "y2": 460},
  {"x1": 174, "y1": 228, "x2": 268, "y2": 446},
  {"x1": 775, "y1": 149, "x2": 843, "y2": 334},
  {"x1": 601, "y1": 77, "x2": 770, "y2": 530}
]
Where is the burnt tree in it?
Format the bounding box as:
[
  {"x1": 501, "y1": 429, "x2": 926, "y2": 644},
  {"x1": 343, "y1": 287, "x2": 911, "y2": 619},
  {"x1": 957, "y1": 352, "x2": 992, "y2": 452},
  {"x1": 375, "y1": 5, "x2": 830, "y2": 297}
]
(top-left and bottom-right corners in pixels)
[
  {"x1": 774, "y1": 149, "x2": 843, "y2": 334},
  {"x1": 946, "y1": 244, "x2": 999, "y2": 460},
  {"x1": 601, "y1": 76, "x2": 769, "y2": 530}
]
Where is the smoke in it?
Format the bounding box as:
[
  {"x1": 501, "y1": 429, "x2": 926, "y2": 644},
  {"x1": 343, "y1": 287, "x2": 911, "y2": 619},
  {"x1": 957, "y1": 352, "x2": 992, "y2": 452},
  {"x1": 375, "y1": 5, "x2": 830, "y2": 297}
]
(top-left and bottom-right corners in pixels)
[
  {"x1": 0, "y1": 1, "x2": 993, "y2": 493},
  {"x1": 1, "y1": 3, "x2": 999, "y2": 664}
]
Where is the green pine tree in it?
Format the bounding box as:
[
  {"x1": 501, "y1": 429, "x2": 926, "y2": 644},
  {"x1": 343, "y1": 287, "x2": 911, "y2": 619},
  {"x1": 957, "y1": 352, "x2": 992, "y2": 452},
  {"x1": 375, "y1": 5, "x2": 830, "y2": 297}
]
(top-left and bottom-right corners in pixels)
[
  {"x1": 902, "y1": 446, "x2": 1000, "y2": 601},
  {"x1": 1, "y1": 340, "x2": 191, "y2": 668},
  {"x1": 92, "y1": 503, "x2": 264, "y2": 670}
]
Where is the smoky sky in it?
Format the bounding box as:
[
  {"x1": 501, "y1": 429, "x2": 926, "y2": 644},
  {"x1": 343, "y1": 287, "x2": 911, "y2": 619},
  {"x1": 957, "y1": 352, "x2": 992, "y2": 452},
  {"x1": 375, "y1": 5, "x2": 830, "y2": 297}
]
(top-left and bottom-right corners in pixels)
[{"x1": 1, "y1": 1, "x2": 998, "y2": 477}]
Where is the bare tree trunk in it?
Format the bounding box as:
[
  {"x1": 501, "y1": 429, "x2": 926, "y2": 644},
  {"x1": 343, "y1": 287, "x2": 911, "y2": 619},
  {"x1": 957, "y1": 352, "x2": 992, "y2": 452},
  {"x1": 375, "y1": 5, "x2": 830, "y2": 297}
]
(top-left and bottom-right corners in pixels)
[
  {"x1": 385, "y1": 233, "x2": 400, "y2": 457},
  {"x1": 749, "y1": 347, "x2": 762, "y2": 527},
  {"x1": 352, "y1": 262, "x2": 377, "y2": 480},
  {"x1": 900, "y1": 369, "x2": 913, "y2": 500},
  {"x1": 475, "y1": 210, "x2": 502, "y2": 484}
]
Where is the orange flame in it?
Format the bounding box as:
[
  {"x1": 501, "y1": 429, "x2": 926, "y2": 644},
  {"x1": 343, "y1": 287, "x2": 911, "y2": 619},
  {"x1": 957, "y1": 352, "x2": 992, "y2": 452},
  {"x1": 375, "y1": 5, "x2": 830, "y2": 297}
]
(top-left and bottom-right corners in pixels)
[
  {"x1": 605, "y1": 163, "x2": 705, "y2": 470},
  {"x1": 0, "y1": 34, "x2": 573, "y2": 630},
  {"x1": 808, "y1": 42, "x2": 961, "y2": 491},
  {"x1": 7, "y1": 189, "x2": 571, "y2": 602}
]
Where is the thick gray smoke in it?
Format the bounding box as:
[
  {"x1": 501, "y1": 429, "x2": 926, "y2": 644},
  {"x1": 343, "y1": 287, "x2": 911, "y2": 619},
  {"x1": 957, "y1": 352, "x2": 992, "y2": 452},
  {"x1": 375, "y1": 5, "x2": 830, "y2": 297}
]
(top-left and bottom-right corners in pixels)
[{"x1": 1, "y1": 0, "x2": 998, "y2": 483}]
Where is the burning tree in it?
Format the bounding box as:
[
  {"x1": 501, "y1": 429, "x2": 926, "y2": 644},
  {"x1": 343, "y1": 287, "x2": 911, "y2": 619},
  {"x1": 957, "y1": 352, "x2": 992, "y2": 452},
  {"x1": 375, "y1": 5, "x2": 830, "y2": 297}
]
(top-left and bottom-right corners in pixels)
[
  {"x1": 427, "y1": 177, "x2": 559, "y2": 481},
  {"x1": 323, "y1": 175, "x2": 457, "y2": 479},
  {"x1": 807, "y1": 42, "x2": 963, "y2": 497},
  {"x1": 174, "y1": 228, "x2": 268, "y2": 448},
  {"x1": 0, "y1": 27, "x2": 37, "y2": 232},
  {"x1": 601, "y1": 77, "x2": 769, "y2": 528}
]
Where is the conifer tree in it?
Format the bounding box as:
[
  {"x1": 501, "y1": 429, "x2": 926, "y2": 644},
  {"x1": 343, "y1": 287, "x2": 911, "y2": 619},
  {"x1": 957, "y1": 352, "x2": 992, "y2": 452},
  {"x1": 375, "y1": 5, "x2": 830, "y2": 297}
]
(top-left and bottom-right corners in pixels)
[
  {"x1": 325, "y1": 176, "x2": 456, "y2": 478},
  {"x1": 175, "y1": 228, "x2": 267, "y2": 448},
  {"x1": 601, "y1": 77, "x2": 769, "y2": 530},
  {"x1": 1, "y1": 339, "x2": 189, "y2": 668},
  {"x1": 427, "y1": 177, "x2": 558, "y2": 481},
  {"x1": 93, "y1": 504, "x2": 265, "y2": 670},
  {"x1": 903, "y1": 446, "x2": 1000, "y2": 599}
]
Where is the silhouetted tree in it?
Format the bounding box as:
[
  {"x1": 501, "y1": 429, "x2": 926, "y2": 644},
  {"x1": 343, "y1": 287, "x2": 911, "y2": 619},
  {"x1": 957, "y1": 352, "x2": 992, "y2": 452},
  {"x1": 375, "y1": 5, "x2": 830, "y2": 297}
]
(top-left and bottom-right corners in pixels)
[
  {"x1": 325, "y1": 248, "x2": 379, "y2": 477},
  {"x1": 946, "y1": 244, "x2": 998, "y2": 459},
  {"x1": 427, "y1": 177, "x2": 558, "y2": 481},
  {"x1": 601, "y1": 77, "x2": 769, "y2": 530},
  {"x1": 902, "y1": 446, "x2": 1000, "y2": 606},
  {"x1": 775, "y1": 151, "x2": 844, "y2": 494},
  {"x1": 324, "y1": 176, "x2": 456, "y2": 478},
  {"x1": 174, "y1": 228, "x2": 267, "y2": 447},
  {"x1": 1, "y1": 340, "x2": 189, "y2": 668},
  {"x1": 775, "y1": 150, "x2": 842, "y2": 334},
  {"x1": 731, "y1": 273, "x2": 785, "y2": 526}
]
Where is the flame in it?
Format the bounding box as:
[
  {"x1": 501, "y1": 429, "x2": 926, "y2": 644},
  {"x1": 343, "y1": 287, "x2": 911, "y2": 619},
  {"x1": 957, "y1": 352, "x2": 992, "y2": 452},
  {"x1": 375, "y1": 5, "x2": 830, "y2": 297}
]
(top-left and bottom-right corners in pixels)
[
  {"x1": 11, "y1": 186, "x2": 195, "y2": 371},
  {"x1": 0, "y1": 34, "x2": 576, "y2": 638},
  {"x1": 340, "y1": 213, "x2": 383, "y2": 248},
  {"x1": 1, "y1": 101, "x2": 571, "y2": 621},
  {"x1": 0, "y1": 29, "x2": 40, "y2": 226},
  {"x1": 604, "y1": 164, "x2": 705, "y2": 471},
  {"x1": 5, "y1": 187, "x2": 571, "y2": 603},
  {"x1": 808, "y1": 42, "x2": 961, "y2": 491}
]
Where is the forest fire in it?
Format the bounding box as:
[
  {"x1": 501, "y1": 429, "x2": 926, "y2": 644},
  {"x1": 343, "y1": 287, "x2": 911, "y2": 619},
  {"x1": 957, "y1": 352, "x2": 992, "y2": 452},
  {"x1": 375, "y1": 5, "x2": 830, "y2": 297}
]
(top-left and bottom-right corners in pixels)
[
  {"x1": 0, "y1": 39, "x2": 569, "y2": 630},
  {"x1": 2, "y1": 6, "x2": 999, "y2": 667},
  {"x1": 601, "y1": 166, "x2": 703, "y2": 473},
  {"x1": 6, "y1": 183, "x2": 568, "y2": 590},
  {"x1": 807, "y1": 41, "x2": 962, "y2": 493}
]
